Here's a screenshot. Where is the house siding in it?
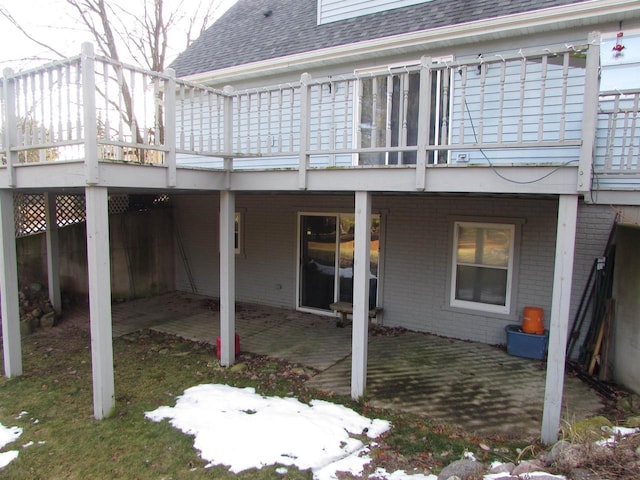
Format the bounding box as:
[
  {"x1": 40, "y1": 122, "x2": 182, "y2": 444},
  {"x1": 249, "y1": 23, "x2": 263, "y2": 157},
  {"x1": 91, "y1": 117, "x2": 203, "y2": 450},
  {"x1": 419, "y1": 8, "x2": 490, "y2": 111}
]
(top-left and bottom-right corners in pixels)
[
  {"x1": 318, "y1": 0, "x2": 432, "y2": 25},
  {"x1": 173, "y1": 193, "x2": 616, "y2": 346}
]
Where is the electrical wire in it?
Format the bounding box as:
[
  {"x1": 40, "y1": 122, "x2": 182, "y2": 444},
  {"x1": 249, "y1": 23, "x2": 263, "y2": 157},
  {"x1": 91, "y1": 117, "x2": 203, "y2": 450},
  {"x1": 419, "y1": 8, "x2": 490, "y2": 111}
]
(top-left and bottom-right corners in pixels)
[{"x1": 462, "y1": 99, "x2": 579, "y2": 184}]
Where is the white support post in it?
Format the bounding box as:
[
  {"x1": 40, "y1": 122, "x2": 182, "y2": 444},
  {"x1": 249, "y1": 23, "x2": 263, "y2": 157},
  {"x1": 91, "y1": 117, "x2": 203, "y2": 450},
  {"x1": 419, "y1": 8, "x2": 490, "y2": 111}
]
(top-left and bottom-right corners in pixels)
[
  {"x1": 219, "y1": 190, "x2": 236, "y2": 366},
  {"x1": 85, "y1": 186, "x2": 115, "y2": 419},
  {"x1": 351, "y1": 191, "x2": 372, "y2": 400},
  {"x1": 298, "y1": 73, "x2": 311, "y2": 190},
  {"x1": 164, "y1": 68, "x2": 177, "y2": 188},
  {"x1": 541, "y1": 194, "x2": 579, "y2": 444},
  {"x1": 0, "y1": 190, "x2": 22, "y2": 377},
  {"x1": 44, "y1": 193, "x2": 62, "y2": 312},
  {"x1": 577, "y1": 32, "x2": 601, "y2": 198},
  {"x1": 415, "y1": 57, "x2": 432, "y2": 191},
  {"x1": 82, "y1": 43, "x2": 99, "y2": 185},
  {"x1": 3, "y1": 68, "x2": 17, "y2": 187}
]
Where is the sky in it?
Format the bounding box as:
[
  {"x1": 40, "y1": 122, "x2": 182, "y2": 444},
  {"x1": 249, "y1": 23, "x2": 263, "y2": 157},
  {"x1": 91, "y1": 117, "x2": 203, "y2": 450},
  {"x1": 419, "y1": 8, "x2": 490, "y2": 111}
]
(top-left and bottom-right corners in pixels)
[
  {"x1": 0, "y1": 0, "x2": 237, "y2": 72},
  {"x1": 1, "y1": 383, "x2": 638, "y2": 477}
]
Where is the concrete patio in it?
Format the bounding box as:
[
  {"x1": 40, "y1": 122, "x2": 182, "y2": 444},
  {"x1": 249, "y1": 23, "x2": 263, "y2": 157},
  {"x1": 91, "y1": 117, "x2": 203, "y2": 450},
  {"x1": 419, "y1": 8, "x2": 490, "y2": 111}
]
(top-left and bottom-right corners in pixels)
[{"x1": 107, "y1": 292, "x2": 605, "y2": 439}]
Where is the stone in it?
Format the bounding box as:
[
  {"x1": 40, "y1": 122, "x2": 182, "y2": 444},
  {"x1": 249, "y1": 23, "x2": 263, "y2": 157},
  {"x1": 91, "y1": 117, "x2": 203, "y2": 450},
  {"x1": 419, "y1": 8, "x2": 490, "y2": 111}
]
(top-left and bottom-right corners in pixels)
[
  {"x1": 437, "y1": 459, "x2": 484, "y2": 480},
  {"x1": 20, "y1": 319, "x2": 32, "y2": 335},
  {"x1": 569, "y1": 468, "x2": 601, "y2": 480},
  {"x1": 625, "y1": 416, "x2": 640, "y2": 428},
  {"x1": 547, "y1": 439, "x2": 572, "y2": 464},
  {"x1": 511, "y1": 459, "x2": 545, "y2": 476},
  {"x1": 31, "y1": 308, "x2": 42, "y2": 319},
  {"x1": 569, "y1": 416, "x2": 613, "y2": 442},
  {"x1": 40, "y1": 312, "x2": 57, "y2": 328},
  {"x1": 488, "y1": 462, "x2": 514, "y2": 474},
  {"x1": 29, "y1": 282, "x2": 43, "y2": 292}
]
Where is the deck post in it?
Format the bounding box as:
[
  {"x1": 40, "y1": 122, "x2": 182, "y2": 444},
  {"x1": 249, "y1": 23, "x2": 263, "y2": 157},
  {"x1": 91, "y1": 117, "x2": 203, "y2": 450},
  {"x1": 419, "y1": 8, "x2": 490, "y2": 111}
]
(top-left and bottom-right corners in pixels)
[
  {"x1": 82, "y1": 43, "x2": 99, "y2": 185},
  {"x1": 219, "y1": 190, "x2": 236, "y2": 366},
  {"x1": 164, "y1": 68, "x2": 177, "y2": 188},
  {"x1": 541, "y1": 194, "x2": 579, "y2": 443},
  {"x1": 577, "y1": 32, "x2": 601, "y2": 198},
  {"x1": 298, "y1": 73, "x2": 311, "y2": 190},
  {"x1": 0, "y1": 190, "x2": 22, "y2": 377},
  {"x1": 44, "y1": 193, "x2": 62, "y2": 312},
  {"x1": 351, "y1": 191, "x2": 372, "y2": 399},
  {"x1": 85, "y1": 186, "x2": 115, "y2": 419},
  {"x1": 415, "y1": 56, "x2": 432, "y2": 191},
  {"x1": 3, "y1": 68, "x2": 17, "y2": 187}
]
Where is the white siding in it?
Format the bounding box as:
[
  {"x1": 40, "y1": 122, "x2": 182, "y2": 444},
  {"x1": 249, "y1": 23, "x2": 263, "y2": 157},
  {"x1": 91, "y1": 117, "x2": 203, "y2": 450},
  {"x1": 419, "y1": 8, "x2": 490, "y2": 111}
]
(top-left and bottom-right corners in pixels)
[{"x1": 318, "y1": 0, "x2": 432, "y2": 25}]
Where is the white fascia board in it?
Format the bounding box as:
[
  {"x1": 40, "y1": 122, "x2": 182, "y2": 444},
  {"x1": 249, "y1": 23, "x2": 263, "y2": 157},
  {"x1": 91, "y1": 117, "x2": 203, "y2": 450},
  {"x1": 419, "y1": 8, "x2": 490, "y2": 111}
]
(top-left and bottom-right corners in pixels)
[{"x1": 183, "y1": 0, "x2": 640, "y2": 85}]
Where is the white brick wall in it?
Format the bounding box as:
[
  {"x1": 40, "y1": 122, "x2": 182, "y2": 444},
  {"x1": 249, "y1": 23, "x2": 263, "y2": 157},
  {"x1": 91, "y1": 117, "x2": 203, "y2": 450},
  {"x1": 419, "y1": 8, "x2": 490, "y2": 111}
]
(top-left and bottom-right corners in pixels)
[{"x1": 173, "y1": 193, "x2": 616, "y2": 346}]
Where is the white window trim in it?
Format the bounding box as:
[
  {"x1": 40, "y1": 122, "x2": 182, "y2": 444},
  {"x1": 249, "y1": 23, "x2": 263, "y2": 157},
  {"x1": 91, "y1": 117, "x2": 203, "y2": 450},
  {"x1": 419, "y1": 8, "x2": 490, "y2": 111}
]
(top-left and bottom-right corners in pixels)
[{"x1": 450, "y1": 220, "x2": 516, "y2": 315}]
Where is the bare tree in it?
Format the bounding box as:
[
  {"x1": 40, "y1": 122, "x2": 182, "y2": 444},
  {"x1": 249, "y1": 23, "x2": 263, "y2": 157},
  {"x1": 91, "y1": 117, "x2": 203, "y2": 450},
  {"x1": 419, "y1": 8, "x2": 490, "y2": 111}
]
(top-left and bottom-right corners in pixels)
[{"x1": 62, "y1": 0, "x2": 221, "y2": 153}]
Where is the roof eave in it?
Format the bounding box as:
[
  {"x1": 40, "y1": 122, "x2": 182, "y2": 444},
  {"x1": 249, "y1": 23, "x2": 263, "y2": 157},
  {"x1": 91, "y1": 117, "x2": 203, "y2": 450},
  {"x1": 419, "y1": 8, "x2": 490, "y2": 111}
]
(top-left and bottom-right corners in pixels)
[{"x1": 181, "y1": 0, "x2": 640, "y2": 85}]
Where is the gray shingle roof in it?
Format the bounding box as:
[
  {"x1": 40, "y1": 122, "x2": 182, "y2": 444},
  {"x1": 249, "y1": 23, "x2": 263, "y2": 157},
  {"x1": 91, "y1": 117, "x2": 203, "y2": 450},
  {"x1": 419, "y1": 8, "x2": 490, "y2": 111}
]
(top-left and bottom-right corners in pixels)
[{"x1": 171, "y1": 0, "x2": 591, "y2": 77}]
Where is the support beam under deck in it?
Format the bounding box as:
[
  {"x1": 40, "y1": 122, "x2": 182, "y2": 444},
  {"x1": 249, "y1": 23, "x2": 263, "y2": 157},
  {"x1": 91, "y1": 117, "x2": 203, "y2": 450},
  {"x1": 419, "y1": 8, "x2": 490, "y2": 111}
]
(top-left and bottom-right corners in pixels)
[
  {"x1": 0, "y1": 190, "x2": 22, "y2": 377},
  {"x1": 541, "y1": 194, "x2": 579, "y2": 444},
  {"x1": 44, "y1": 193, "x2": 62, "y2": 312},
  {"x1": 219, "y1": 190, "x2": 236, "y2": 366},
  {"x1": 351, "y1": 191, "x2": 372, "y2": 399},
  {"x1": 85, "y1": 186, "x2": 115, "y2": 419}
]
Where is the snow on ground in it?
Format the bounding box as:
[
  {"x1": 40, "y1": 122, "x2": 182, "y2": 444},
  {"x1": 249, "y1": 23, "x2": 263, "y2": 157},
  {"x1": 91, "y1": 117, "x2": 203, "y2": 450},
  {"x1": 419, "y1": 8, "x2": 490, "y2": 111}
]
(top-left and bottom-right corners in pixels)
[
  {"x1": 146, "y1": 384, "x2": 390, "y2": 479},
  {"x1": 0, "y1": 422, "x2": 22, "y2": 470},
  {"x1": 146, "y1": 383, "x2": 639, "y2": 480}
]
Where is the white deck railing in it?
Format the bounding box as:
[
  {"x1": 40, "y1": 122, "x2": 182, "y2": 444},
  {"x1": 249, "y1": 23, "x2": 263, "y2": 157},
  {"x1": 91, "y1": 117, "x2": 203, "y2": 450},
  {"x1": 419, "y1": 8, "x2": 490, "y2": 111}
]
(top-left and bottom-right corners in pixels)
[
  {"x1": 1, "y1": 40, "x2": 639, "y2": 192},
  {"x1": 595, "y1": 89, "x2": 640, "y2": 175}
]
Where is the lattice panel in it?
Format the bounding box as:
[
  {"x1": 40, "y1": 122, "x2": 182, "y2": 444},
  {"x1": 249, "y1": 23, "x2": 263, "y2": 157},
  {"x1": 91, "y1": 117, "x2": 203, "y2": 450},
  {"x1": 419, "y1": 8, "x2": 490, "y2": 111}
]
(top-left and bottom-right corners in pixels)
[
  {"x1": 56, "y1": 195, "x2": 86, "y2": 228},
  {"x1": 14, "y1": 193, "x2": 46, "y2": 237},
  {"x1": 108, "y1": 194, "x2": 130, "y2": 214},
  {"x1": 13, "y1": 193, "x2": 166, "y2": 237}
]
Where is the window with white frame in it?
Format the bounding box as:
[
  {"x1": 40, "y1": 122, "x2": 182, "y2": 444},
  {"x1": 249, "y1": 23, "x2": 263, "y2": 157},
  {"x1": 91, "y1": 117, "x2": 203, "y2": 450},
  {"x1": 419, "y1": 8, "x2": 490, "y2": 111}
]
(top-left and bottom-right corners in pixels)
[
  {"x1": 451, "y1": 221, "x2": 515, "y2": 314},
  {"x1": 357, "y1": 61, "x2": 452, "y2": 166}
]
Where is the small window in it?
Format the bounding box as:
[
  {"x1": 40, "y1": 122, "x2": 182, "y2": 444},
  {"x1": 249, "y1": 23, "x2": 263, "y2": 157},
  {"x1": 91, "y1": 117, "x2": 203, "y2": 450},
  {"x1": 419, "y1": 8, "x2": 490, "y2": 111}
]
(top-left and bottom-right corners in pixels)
[{"x1": 451, "y1": 221, "x2": 515, "y2": 314}]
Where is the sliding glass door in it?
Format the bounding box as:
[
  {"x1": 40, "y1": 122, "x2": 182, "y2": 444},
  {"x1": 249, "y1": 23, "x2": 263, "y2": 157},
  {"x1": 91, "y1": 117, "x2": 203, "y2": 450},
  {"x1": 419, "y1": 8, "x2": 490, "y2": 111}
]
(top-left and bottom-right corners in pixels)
[{"x1": 298, "y1": 213, "x2": 380, "y2": 312}]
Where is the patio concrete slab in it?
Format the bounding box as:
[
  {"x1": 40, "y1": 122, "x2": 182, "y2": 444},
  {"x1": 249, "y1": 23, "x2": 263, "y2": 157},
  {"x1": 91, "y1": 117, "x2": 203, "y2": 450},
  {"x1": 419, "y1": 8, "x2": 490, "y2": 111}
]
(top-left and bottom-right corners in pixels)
[
  {"x1": 306, "y1": 330, "x2": 604, "y2": 438},
  {"x1": 106, "y1": 293, "x2": 605, "y2": 438}
]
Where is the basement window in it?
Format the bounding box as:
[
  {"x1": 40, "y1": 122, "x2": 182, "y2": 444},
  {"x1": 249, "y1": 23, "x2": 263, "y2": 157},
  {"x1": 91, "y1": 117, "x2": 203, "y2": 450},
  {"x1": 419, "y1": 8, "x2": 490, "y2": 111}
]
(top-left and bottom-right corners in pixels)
[{"x1": 450, "y1": 221, "x2": 515, "y2": 314}]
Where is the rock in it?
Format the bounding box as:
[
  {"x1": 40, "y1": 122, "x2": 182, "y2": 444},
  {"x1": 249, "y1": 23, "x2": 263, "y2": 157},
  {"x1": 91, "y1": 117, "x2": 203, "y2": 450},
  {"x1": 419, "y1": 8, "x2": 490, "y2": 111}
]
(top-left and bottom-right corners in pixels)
[
  {"x1": 437, "y1": 459, "x2": 484, "y2": 480},
  {"x1": 20, "y1": 319, "x2": 32, "y2": 335},
  {"x1": 29, "y1": 282, "x2": 43, "y2": 292},
  {"x1": 31, "y1": 308, "x2": 42, "y2": 319},
  {"x1": 625, "y1": 416, "x2": 640, "y2": 428},
  {"x1": 30, "y1": 315, "x2": 40, "y2": 330},
  {"x1": 569, "y1": 468, "x2": 601, "y2": 480},
  {"x1": 512, "y1": 459, "x2": 545, "y2": 476},
  {"x1": 489, "y1": 462, "x2": 514, "y2": 474},
  {"x1": 547, "y1": 440, "x2": 572, "y2": 464},
  {"x1": 616, "y1": 394, "x2": 640, "y2": 414},
  {"x1": 291, "y1": 367, "x2": 307, "y2": 376},
  {"x1": 40, "y1": 312, "x2": 57, "y2": 328},
  {"x1": 569, "y1": 416, "x2": 613, "y2": 441}
]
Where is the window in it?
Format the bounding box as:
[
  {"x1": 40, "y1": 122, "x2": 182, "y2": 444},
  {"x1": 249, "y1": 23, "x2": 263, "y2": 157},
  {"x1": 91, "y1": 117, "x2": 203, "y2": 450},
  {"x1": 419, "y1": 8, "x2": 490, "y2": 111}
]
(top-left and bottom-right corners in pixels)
[
  {"x1": 451, "y1": 221, "x2": 515, "y2": 314},
  {"x1": 357, "y1": 64, "x2": 451, "y2": 165}
]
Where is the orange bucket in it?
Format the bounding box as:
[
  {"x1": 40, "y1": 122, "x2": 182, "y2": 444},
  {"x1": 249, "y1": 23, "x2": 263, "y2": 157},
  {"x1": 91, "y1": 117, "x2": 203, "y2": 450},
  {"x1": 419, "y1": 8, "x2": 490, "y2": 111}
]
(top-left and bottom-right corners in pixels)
[{"x1": 521, "y1": 306, "x2": 544, "y2": 335}]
